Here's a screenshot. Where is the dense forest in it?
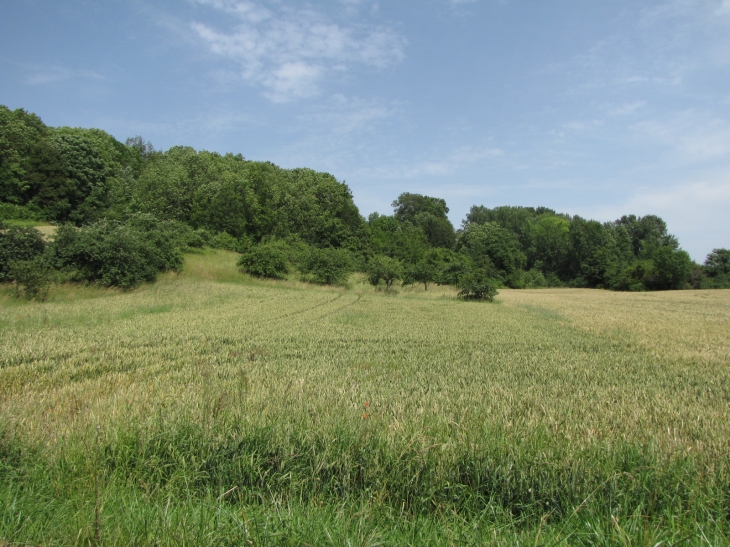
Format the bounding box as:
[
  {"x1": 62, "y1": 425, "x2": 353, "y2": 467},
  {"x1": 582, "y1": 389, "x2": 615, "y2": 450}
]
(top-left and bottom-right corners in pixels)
[{"x1": 1, "y1": 104, "x2": 729, "y2": 298}]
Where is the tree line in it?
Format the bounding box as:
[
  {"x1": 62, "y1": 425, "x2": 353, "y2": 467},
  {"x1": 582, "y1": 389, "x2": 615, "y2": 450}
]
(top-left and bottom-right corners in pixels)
[{"x1": 1, "y1": 104, "x2": 728, "y2": 299}]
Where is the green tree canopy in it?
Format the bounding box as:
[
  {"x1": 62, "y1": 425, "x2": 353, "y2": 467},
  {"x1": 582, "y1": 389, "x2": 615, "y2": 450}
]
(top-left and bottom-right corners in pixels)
[
  {"x1": 704, "y1": 248, "x2": 730, "y2": 277},
  {"x1": 456, "y1": 222, "x2": 526, "y2": 279},
  {"x1": 0, "y1": 105, "x2": 48, "y2": 205}
]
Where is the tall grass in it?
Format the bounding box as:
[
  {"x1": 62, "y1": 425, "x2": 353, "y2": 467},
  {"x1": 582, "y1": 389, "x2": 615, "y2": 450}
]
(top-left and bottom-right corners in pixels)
[{"x1": 1, "y1": 250, "x2": 729, "y2": 545}]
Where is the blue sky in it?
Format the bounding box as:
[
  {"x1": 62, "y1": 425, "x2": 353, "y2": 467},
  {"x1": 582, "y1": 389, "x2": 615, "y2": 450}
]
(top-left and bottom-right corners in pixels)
[{"x1": 2, "y1": 0, "x2": 730, "y2": 260}]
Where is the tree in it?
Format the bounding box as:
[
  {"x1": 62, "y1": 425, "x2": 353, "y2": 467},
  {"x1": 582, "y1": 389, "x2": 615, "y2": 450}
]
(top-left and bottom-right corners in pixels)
[
  {"x1": 404, "y1": 259, "x2": 436, "y2": 290},
  {"x1": 391, "y1": 193, "x2": 455, "y2": 248},
  {"x1": 456, "y1": 265, "x2": 499, "y2": 301},
  {"x1": 434, "y1": 250, "x2": 471, "y2": 286},
  {"x1": 464, "y1": 205, "x2": 543, "y2": 255},
  {"x1": 134, "y1": 146, "x2": 211, "y2": 223},
  {"x1": 237, "y1": 241, "x2": 289, "y2": 279},
  {"x1": 0, "y1": 105, "x2": 48, "y2": 205},
  {"x1": 533, "y1": 215, "x2": 570, "y2": 278},
  {"x1": 284, "y1": 169, "x2": 365, "y2": 248},
  {"x1": 299, "y1": 246, "x2": 353, "y2": 285},
  {"x1": 613, "y1": 214, "x2": 678, "y2": 259},
  {"x1": 49, "y1": 217, "x2": 183, "y2": 289},
  {"x1": 456, "y1": 222, "x2": 526, "y2": 282},
  {"x1": 413, "y1": 212, "x2": 455, "y2": 248},
  {"x1": 32, "y1": 134, "x2": 108, "y2": 223},
  {"x1": 191, "y1": 176, "x2": 252, "y2": 239},
  {"x1": 0, "y1": 224, "x2": 46, "y2": 282},
  {"x1": 650, "y1": 246, "x2": 692, "y2": 290},
  {"x1": 10, "y1": 256, "x2": 51, "y2": 301},
  {"x1": 704, "y1": 249, "x2": 730, "y2": 278},
  {"x1": 567, "y1": 216, "x2": 609, "y2": 287},
  {"x1": 367, "y1": 255, "x2": 403, "y2": 290},
  {"x1": 392, "y1": 192, "x2": 449, "y2": 223},
  {"x1": 368, "y1": 212, "x2": 429, "y2": 263},
  {"x1": 125, "y1": 136, "x2": 155, "y2": 158}
]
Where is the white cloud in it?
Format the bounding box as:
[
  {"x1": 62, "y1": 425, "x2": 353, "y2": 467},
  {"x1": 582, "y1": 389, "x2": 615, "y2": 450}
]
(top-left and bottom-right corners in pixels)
[{"x1": 190, "y1": 0, "x2": 406, "y2": 102}]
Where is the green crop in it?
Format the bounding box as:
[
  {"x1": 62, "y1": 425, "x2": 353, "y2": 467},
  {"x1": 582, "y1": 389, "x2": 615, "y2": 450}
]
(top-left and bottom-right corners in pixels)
[{"x1": 1, "y1": 250, "x2": 728, "y2": 545}]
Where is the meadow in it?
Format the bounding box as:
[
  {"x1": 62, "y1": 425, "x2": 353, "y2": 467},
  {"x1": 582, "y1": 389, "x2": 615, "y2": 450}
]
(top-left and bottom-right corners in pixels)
[{"x1": 1, "y1": 250, "x2": 729, "y2": 546}]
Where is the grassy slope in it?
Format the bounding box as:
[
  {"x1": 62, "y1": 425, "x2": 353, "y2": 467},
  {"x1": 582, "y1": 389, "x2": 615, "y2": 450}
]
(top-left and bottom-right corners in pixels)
[{"x1": 1, "y1": 250, "x2": 729, "y2": 545}]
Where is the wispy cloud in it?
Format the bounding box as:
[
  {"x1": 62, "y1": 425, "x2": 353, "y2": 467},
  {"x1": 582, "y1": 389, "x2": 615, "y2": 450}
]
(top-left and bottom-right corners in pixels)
[
  {"x1": 295, "y1": 94, "x2": 399, "y2": 135},
  {"x1": 717, "y1": 0, "x2": 730, "y2": 15},
  {"x1": 631, "y1": 109, "x2": 730, "y2": 162},
  {"x1": 608, "y1": 101, "x2": 647, "y2": 116},
  {"x1": 189, "y1": 0, "x2": 406, "y2": 102},
  {"x1": 24, "y1": 65, "x2": 105, "y2": 86},
  {"x1": 363, "y1": 145, "x2": 504, "y2": 180}
]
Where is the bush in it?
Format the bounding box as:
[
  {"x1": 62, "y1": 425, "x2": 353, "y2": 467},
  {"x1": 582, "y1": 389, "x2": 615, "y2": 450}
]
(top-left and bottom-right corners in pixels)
[
  {"x1": 237, "y1": 241, "x2": 289, "y2": 279},
  {"x1": 49, "y1": 218, "x2": 183, "y2": 289},
  {"x1": 299, "y1": 247, "x2": 353, "y2": 285},
  {"x1": 128, "y1": 216, "x2": 186, "y2": 273},
  {"x1": 0, "y1": 224, "x2": 46, "y2": 282},
  {"x1": 434, "y1": 253, "x2": 470, "y2": 286},
  {"x1": 457, "y1": 266, "x2": 499, "y2": 301},
  {"x1": 367, "y1": 255, "x2": 403, "y2": 290},
  {"x1": 506, "y1": 268, "x2": 547, "y2": 289},
  {"x1": 9, "y1": 256, "x2": 51, "y2": 301},
  {"x1": 186, "y1": 229, "x2": 211, "y2": 249},
  {"x1": 0, "y1": 203, "x2": 43, "y2": 221},
  {"x1": 210, "y1": 232, "x2": 241, "y2": 252}
]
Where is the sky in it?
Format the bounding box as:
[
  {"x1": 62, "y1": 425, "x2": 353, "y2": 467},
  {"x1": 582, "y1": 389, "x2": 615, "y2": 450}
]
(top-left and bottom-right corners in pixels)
[{"x1": 1, "y1": 0, "x2": 729, "y2": 261}]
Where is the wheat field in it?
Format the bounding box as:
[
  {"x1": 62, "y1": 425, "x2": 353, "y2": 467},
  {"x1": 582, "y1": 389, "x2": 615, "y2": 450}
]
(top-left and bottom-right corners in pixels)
[{"x1": 1, "y1": 250, "x2": 729, "y2": 546}]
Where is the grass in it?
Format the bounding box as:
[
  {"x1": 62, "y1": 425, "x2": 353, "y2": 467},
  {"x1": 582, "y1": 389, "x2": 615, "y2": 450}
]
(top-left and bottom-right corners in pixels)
[{"x1": 1, "y1": 250, "x2": 729, "y2": 545}]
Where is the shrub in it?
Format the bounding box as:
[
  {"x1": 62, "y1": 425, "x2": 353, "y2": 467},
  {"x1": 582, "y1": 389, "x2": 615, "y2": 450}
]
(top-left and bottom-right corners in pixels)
[
  {"x1": 210, "y1": 232, "x2": 240, "y2": 252},
  {"x1": 128, "y1": 216, "x2": 186, "y2": 273},
  {"x1": 0, "y1": 203, "x2": 43, "y2": 221},
  {"x1": 299, "y1": 247, "x2": 353, "y2": 285},
  {"x1": 457, "y1": 266, "x2": 499, "y2": 301},
  {"x1": 49, "y1": 218, "x2": 183, "y2": 289},
  {"x1": 434, "y1": 253, "x2": 470, "y2": 286},
  {"x1": 9, "y1": 256, "x2": 51, "y2": 301},
  {"x1": 237, "y1": 241, "x2": 289, "y2": 279},
  {"x1": 367, "y1": 255, "x2": 403, "y2": 290},
  {"x1": 186, "y1": 229, "x2": 210, "y2": 249},
  {"x1": 0, "y1": 225, "x2": 46, "y2": 282}
]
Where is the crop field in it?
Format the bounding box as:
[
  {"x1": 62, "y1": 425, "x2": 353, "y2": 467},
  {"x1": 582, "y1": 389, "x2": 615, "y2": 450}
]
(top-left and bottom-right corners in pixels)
[{"x1": 1, "y1": 250, "x2": 729, "y2": 546}]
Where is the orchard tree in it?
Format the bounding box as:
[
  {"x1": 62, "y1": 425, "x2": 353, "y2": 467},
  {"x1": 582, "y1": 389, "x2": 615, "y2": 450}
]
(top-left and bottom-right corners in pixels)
[
  {"x1": 237, "y1": 241, "x2": 289, "y2": 280},
  {"x1": 457, "y1": 266, "x2": 499, "y2": 301},
  {"x1": 299, "y1": 246, "x2": 353, "y2": 285},
  {"x1": 367, "y1": 255, "x2": 403, "y2": 290}
]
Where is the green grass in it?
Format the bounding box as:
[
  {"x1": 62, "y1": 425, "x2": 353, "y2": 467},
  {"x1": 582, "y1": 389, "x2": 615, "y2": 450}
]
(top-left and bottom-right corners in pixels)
[{"x1": 1, "y1": 250, "x2": 729, "y2": 545}]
